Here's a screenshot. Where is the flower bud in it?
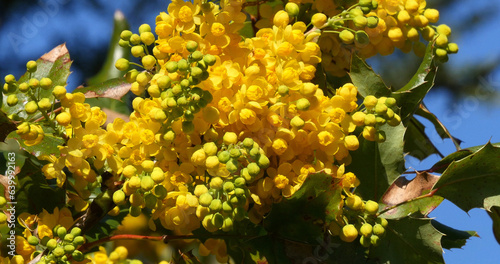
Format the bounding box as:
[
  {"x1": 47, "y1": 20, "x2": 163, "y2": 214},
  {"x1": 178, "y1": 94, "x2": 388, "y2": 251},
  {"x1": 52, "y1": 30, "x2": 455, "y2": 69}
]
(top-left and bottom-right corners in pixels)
[
  {"x1": 25, "y1": 101, "x2": 38, "y2": 114},
  {"x1": 339, "y1": 30, "x2": 355, "y2": 44},
  {"x1": 140, "y1": 32, "x2": 155, "y2": 46},
  {"x1": 273, "y1": 10, "x2": 289, "y2": 27},
  {"x1": 26, "y1": 60, "x2": 37, "y2": 72},
  {"x1": 311, "y1": 13, "x2": 328, "y2": 28},
  {"x1": 142, "y1": 55, "x2": 156, "y2": 70},
  {"x1": 115, "y1": 58, "x2": 130, "y2": 71}
]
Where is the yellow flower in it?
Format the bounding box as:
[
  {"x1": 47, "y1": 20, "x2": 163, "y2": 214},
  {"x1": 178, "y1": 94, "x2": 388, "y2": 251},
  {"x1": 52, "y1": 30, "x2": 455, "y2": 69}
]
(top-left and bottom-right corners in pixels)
[{"x1": 168, "y1": 0, "x2": 203, "y2": 33}]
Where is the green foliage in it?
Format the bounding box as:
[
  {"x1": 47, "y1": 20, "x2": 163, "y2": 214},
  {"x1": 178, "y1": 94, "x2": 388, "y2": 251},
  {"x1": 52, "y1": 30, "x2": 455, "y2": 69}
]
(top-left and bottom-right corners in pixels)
[
  {"x1": 432, "y1": 143, "x2": 500, "y2": 212},
  {"x1": 264, "y1": 172, "x2": 343, "y2": 243}
]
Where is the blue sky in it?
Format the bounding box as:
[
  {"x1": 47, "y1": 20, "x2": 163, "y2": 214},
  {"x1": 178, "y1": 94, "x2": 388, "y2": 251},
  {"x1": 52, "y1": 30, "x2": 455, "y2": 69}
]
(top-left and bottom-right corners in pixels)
[{"x1": 1, "y1": 0, "x2": 500, "y2": 263}]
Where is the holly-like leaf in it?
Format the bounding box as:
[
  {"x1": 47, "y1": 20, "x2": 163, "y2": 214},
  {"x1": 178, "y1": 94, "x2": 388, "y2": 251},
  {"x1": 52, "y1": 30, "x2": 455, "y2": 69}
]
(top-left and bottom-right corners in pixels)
[
  {"x1": 431, "y1": 220, "x2": 478, "y2": 250},
  {"x1": 349, "y1": 54, "x2": 392, "y2": 98},
  {"x1": 430, "y1": 142, "x2": 500, "y2": 173},
  {"x1": 405, "y1": 116, "x2": 444, "y2": 161},
  {"x1": 368, "y1": 217, "x2": 444, "y2": 264},
  {"x1": 14, "y1": 150, "x2": 65, "y2": 215},
  {"x1": 6, "y1": 128, "x2": 64, "y2": 157},
  {"x1": 263, "y1": 172, "x2": 342, "y2": 243},
  {"x1": 87, "y1": 10, "x2": 130, "y2": 85},
  {"x1": 392, "y1": 43, "x2": 437, "y2": 124},
  {"x1": 348, "y1": 123, "x2": 406, "y2": 201},
  {"x1": 415, "y1": 103, "x2": 461, "y2": 150},
  {"x1": 1, "y1": 44, "x2": 72, "y2": 120},
  {"x1": 380, "y1": 172, "x2": 443, "y2": 219},
  {"x1": 76, "y1": 77, "x2": 131, "y2": 101},
  {"x1": 487, "y1": 206, "x2": 500, "y2": 245},
  {"x1": 432, "y1": 143, "x2": 500, "y2": 212},
  {"x1": 0, "y1": 111, "x2": 17, "y2": 142}
]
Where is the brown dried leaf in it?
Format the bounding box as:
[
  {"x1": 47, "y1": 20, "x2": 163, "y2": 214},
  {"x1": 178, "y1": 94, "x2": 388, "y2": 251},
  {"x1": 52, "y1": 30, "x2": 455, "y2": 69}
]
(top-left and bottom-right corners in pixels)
[
  {"x1": 77, "y1": 78, "x2": 131, "y2": 101},
  {"x1": 381, "y1": 171, "x2": 440, "y2": 206},
  {"x1": 41, "y1": 43, "x2": 69, "y2": 62}
]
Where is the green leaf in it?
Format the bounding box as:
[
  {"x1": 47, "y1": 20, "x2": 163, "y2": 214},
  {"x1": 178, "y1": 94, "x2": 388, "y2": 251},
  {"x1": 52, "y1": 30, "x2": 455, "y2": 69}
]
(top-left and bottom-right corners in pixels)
[
  {"x1": 14, "y1": 150, "x2": 65, "y2": 215},
  {"x1": 380, "y1": 172, "x2": 443, "y2": 219},
  {"x1": 76, "y1": 77, "x2": 131, "y2": 101},
  {"x1": 432, "y1": 143, "x2": 500, "y2": 212},
  {"x1": 368, "y1": 217, "x2": 444, "y2": 264},
  {"x1": 430, "y1": 220, "x2": 478, "y2": 250},
  {"x1": 87, "y1": 10, "x2": 130, "y2": 85},
  {"x1": 415, "y1": 103, "x2": 461, "y2": 150},
  {"x1": 392, "y1": 43, "x2": 437, "y2": 124},
  {"x1": 430, "y1": 142, "x2": 500, "y2": 173},
  {"x1": 0, "y1": 111, "x2": 17, "y2": 142},
  {"x1": 349, "y1": 54, "x2": 392, "y2": 98},
  {"x1": 348, "y1": 123, "x2": 406, "y2": 201},
  {"x1": 263, "y1": 172, "x2": 342, "y2": 243},
  {"x1": 1, "y1": 44, "x2": 72, "y2": 120},
  {"x1": 6, "y1": 128, "x2": 64, "y2": 157},
  {"x1": 487, "y1": 206, "x2": 500, "y2": 245},
  {"x1": 83, "y1": 209, "x2": 129, "y2": 243},
  {"x1": 239, "y1": 21, "x2": 255, "y2": 39},
  {"x1": 405, "y1": 117, "x2": 443, "y2": 160}
]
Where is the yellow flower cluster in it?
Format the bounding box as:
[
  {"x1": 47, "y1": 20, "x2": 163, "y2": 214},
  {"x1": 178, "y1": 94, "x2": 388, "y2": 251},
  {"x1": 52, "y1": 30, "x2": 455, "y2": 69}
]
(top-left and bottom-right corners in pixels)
[{"x1": 312, "y1": 0, "x2": 458, "y2": 76}]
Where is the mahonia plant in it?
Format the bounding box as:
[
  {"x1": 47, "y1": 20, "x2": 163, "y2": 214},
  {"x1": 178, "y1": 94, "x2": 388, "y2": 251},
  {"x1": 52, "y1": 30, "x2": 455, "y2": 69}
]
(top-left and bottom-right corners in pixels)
[{"x1": 1, "y1": 0, "x2": 475, "y2": 263}]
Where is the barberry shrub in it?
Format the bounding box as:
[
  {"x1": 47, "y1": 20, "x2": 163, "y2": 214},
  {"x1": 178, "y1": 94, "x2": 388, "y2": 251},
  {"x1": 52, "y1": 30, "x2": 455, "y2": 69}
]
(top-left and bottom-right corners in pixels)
[{"x1": 1, "y1": 0, "x2": 498, "y2": 263}]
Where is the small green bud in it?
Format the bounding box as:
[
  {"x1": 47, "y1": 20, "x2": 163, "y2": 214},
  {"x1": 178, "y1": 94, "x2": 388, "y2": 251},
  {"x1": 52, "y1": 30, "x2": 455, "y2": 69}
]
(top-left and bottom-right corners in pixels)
[
  {"x1": 203, "y1": 54, "x2": 216, "y2": 66},
  {"x1": 353, "y1": 16, "x2": 368, "y2": 28},
  {"x1": 360, "y1": 235, "x2": 371, "y2": 247},
  {"x1": 64, "y1": 233, "x2": 74, "y2": 243},
  {"x1": 64, "y1": 244, "x2": 75, "y2": 254},
  {"x1": 25, "y1": 101, "x2": 38, "y2": 114},
  {"x1": 186, "y1": 40, "x2": 199, "y2": 52},
  {"x1": 129, "y1": 205, "x2": 142, "y2": 217},
  {"x1": 363, "y1": 95, "x2": 378, "y2": 109},
  {"x1": 177, "y1": 59, "x2": 189, "y2": 72},
  {"x1": 217, "y1": 151, "x2": 231, "y2": 163},
  {"x1": 199, "y1": 193, "x2": 213, "y2": 207},
  {"x1": 72, "y1": 250, "x2": 85, "y2": 262},
  {"x1": 212, "y1": 213, "x2": 224, "y2": 228},
  {"x1": 73, "y1": 235, "x2": 85, "y2": 246},
  {"x1": 209, "y1": 199, "x2": 223, "y2": 212},
  {"x1": 285, "y1": 2, "x2": 300, "y2": 17},
  {"x1": 290, "y1": 116, "x2": 305, "y2": 129},
  {"x1": 190, "y1": 66, "x2": 203, "y2": 78},
  {"x1": 53, "y1": 247, "x2": 65, "y2": 257},
  {"x1": 0, "y1": 196, "x2": 6, "y2": 207},
  {"x1": 247, "y1": 162, "x2": 261, "y2": 177},
  {"x1": 191, "y1": 50, "x2": 204, "y2": 61},
  {"x1": 7, "y1": 94, "x2": 18, "y2": 106},
  {"x1": 384, "y1": 97, "x2": 397, "y2": 107},
  {"x1": 56, "y1": 226, "x2": 67, "y2": 238},
  {"x1": 435, "y1": 48, "x2": 447, "y2": 58},
  {"x1": 296, "y1": 98, "x2": 311, "y2": 111},
  {"x1": 38, "y1": 98, "x2": 52, "y2": 111},
  {"x1": 370, "y1": 234, "x2": 380, "y2": 246},
  {"x1": 366, "y1": 16, "x2": 379, "y2": 28},
  {"x1": 28, "y1": 78, "x2": 39, "y2": 88},
  {"x1": 129, "y1": 34, "x2": 141, "y2": 45},
  {"x1": 19, "y1": 82, "x2": 29, "y2": 93},
  {"x1": 355, "y1": 31, "x2": 370, "y2": 46},
  {"x1": 447, "y1": 43, "x2": 459, "y2": 54},
  {"x1": 278, "y1": 85, "x2": 289, "y2": 96},
  {"x1": 157, "y1": 75, "x2": 172, "y2": 89},
  {"x1": 209, "y1": 177, "x2": 224, "y2": 190},
  {"x1": 222, "y1": 217, "x2": 234, "y2": 231},
  {"x1": 223, "y1": 181, "x2": 235, "y2": 193},
  {"x1": 141, "y1": 32, "x2": 155, "y2": 46},
  {"x1": 257, "y1": 154, "x2": 270, "y2": 169},
  {"x1": 70, "y1": 227, "x2": 81, "y2": 237},
  {"x1": 26, "y1": 60, "x2": 37, "y2": 72},
  {"x1": 339, "y1": 30, "x2": 355, "y2": 44},
  {"x1": 120, "y1": 30, "x2": 133, "y2": 41},
  {"x1": 115, "y1": 58, "x2": 130, "y2": 71},
  {"x1": 226, "y1": 159, "x2": 239, "y2": 173},
  {"x1": 373, "y1": 223, "x2": 385, "y2": 236},
  {"x1": 166, "y1": 61, "x2": 178, "y2": 73},
  {"x1": 4, "y1": 74, "x2": 16, "y2": 84},
  {"x1": 234, "y1": 177, "x2": 246, "y2": 187},
  {"x1": 28, "y1": 236, "x2": 39, "y2": 246},
  {"x1": 229, "y1": 148, "x2": 241, "y2": 158},
  {"x1": 154, "y1": 184, "x2": 168, "y2": 199},
  {"x1": 39, "y1": 77, "x2": 52, "y2": 90},
  {"x1": 360, "y1": 223, "x2": 373, "y2": 237},
  {"x1": 232, "y1": 206, "x2": 246, "y2": 220},
  {"x1": 141, "y1": 176, "x2": 155, "y2": 191},
  {"x1": 46, "y1": 239, "x2": 57, "y2": 250},
  {"x1": 131, "y1": 45, "x2": 145, "y2": 57}
]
